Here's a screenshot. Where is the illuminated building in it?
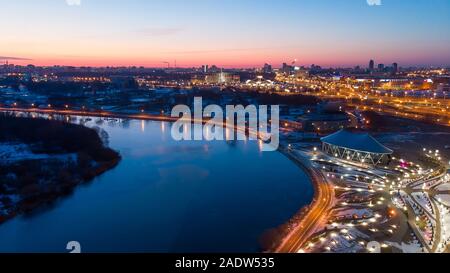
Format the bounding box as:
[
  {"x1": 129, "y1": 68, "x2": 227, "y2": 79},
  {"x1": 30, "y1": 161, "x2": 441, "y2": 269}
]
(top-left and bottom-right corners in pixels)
[
  {"x1": 70, "y1": 76, "x2": 111, "y2": 83},
  {"x1": 321, "y1": 129, "x2": 393, "y2": 165},
  {"x1": 205, "y1": 72, "x2": 240, "y2": 84}
]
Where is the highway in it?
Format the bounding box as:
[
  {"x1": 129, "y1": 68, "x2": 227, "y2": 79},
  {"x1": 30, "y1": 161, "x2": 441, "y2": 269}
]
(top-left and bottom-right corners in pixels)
[
  {"x1": 0, "y1": 107, "x2": 181, "y2": 122},
  {"x1": 309, "y1": 87, "x2": 450, "y2": 127},
  {"x1": 0, "y1": 106, "x2": 300, "y2": 149},
  {"x1": 275, "y1": 148, "x2": 335, "y2": 253}
]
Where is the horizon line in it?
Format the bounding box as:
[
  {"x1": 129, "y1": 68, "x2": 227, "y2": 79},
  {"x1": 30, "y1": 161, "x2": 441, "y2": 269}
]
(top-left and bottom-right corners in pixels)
[{"x1": 2, "y1": 61, "x2": 449, "y2": 70}]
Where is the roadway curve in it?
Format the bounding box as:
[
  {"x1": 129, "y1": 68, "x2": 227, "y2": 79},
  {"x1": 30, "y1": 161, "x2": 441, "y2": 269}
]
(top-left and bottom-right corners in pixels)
[{"x1": 275, "y1": 147, "x2": 335, "y2": 253}]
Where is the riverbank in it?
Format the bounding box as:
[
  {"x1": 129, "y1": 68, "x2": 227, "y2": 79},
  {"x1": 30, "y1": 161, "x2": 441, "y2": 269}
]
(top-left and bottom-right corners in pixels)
[
  {"x1": 267, "y1": 146, "x2": 334, "y2": 253},
  {"x1": 0, "y1": 115, "x2": 121, "y2": 225},
  {"x1": 261, "y1": 143, "x2": 324, "y2": 253}
]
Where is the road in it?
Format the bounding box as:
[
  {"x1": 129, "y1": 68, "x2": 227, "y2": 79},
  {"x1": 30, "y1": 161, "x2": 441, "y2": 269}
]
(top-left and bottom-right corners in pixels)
[
  {"x1": 0, "y1": 107, "x2": 181, "y2": 122},
  {"x1": 269, "y1": 80, "x2": 450, "y2": 127},
  {"x1": 0, "y1": 106, "x2": 293, "y2": 135},
  {"x1": 312, "y1": 87, "x2": 450, "y2": 127},
  {"x1": 275, "y1": 148, "x2": 335, "y2": 253}
]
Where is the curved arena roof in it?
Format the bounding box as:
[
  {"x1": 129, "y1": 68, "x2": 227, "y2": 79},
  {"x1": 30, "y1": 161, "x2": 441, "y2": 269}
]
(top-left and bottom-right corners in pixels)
[{"x1": 321, "y1": 129, "x2": 393, "y2": 154}]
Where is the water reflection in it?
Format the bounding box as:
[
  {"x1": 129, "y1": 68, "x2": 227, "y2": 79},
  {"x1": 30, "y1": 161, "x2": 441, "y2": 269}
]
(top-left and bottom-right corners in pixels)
[
  {"x1": 141, "y1": 120, "x2": 145, "y2": 133},
  {"x1": 121, "y1": 119, "x2": 130, "y2": 129},
  {"x1": 258, "y1": 140, "x2": 264, "y2": 153},
  {"x1": 0, "y1": 113, "x2": 313, "y2": 253}
]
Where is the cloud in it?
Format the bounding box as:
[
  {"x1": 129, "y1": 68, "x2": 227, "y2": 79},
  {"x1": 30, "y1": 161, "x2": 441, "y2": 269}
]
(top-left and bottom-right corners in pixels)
[
  {"x1": 138, "y1": 27, "x2": 184, "y2": 37},
  {"x1": 367, "y1": 0, "x2": 382, "y2": 6},
  {"x1": 0, "y1": 56, "x2": 32, "y2": 61},
  {"x1": 66, "y1": 0, "x2": 81, "y2": 6}
]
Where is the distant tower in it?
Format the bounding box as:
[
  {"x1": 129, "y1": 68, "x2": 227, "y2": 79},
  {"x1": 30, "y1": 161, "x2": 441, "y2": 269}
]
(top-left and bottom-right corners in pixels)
[
  {"x1": 392, "y1": 63, "x2": 398, "y2": 74},
  {"x1": 369, "y1": 60, "x2": 375, "y2": 71},
  {"x1": 378, "y1": 63, "x2": 385, "y2": 71},
  {"x1": 219, "y1": 68, "x2": 226, "y2": 83}
]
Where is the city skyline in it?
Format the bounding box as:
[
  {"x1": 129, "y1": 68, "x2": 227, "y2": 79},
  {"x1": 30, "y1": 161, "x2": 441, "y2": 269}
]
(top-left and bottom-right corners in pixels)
[
  {"x1": 2, "y1": 0, "x2": 450, "y2": 258},
  {"x1": 1, "y1": 0, "x2": 450, "y2": 68}
]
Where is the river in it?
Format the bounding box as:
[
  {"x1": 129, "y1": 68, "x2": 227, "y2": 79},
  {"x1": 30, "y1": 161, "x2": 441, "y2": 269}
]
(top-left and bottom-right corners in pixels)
[{"x1": 0, "y1": 115, "x2": 313, "y2": 253}]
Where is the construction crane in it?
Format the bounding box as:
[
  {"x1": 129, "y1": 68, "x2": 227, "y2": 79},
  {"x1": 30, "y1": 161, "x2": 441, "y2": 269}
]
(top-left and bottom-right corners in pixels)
[{"x1": 162, "y1": 61, "x2": 170, "y2": 68}]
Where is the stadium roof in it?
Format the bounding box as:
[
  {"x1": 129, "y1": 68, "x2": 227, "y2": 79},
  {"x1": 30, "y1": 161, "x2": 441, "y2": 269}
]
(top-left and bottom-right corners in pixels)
[{"x1": 321, "y1": 129, "x2": 393, "y2": 154}]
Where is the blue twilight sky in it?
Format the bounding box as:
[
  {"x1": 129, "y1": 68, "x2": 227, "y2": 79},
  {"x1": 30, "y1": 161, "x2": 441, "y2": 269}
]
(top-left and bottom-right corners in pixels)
[{"x1": 0, "y1": 0, "x2": 449, "y2": 68}]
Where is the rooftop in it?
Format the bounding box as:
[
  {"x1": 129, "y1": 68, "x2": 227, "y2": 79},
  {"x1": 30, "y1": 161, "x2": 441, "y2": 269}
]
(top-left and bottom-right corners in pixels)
[{"x1": 321, "y1": 129, "x2": 393, "y2": 154}]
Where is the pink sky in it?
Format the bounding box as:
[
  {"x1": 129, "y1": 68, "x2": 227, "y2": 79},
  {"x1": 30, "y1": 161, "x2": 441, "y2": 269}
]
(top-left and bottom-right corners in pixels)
[{"x1": 1, "y1": 0, "x2": 449, "y2": 68}]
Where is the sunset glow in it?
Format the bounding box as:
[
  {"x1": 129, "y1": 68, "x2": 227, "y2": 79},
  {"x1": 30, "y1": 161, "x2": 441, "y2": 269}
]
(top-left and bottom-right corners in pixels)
[{"x1": 1, "y1": 0, "x2": 449, "y2": 68}]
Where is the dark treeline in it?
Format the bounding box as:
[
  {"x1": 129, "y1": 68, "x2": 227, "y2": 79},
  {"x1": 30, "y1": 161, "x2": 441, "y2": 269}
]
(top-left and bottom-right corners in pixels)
[
  {"x1": 363, "y1": 110, "x2": 450, "y2": 133},
  {"x1": 0, "y1": 114, "x2": 119, "y2": 162},
  {"x1": 0, "y1": 114, "x2": 121, "y2": 222}
]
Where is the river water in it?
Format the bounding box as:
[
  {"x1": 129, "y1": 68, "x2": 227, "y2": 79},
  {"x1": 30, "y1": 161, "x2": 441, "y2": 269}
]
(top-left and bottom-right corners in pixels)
[{"x1": 0, "y1": 116, "x2": 313, "y2": 253}]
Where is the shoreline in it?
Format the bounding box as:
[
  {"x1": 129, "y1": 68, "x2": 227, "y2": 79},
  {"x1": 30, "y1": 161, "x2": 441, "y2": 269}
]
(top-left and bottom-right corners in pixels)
[
  {"x1": 272, "y1": 146, "x2": 334, "y2": 253},
  {"x1": 0, "y1": 157, "x2": 121, "y2": 225},
  {"x1": 0, "y1": 115, "x2": 122, "y2": 225}
]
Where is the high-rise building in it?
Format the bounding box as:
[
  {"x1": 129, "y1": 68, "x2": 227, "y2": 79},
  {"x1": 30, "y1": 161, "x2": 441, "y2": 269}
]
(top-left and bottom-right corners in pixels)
[
  {"x1": 263, "y1": 63, "x2": 273, "y2": 73},
  {"x1": 201, "y1": 65, "x2": 209, "y2": 73},
  {"x1": 378, "y1": 63, "x2": 385, "y2": 71},
  {"x1": 281, "y1": 63, "x2": 293, "y2": 75},
  {"x1": 392, "y1": 63, "x2": 398, "y2": 74},
  {"x1": 369, "y1": 60, "x2": 375, "y2": 71}
]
